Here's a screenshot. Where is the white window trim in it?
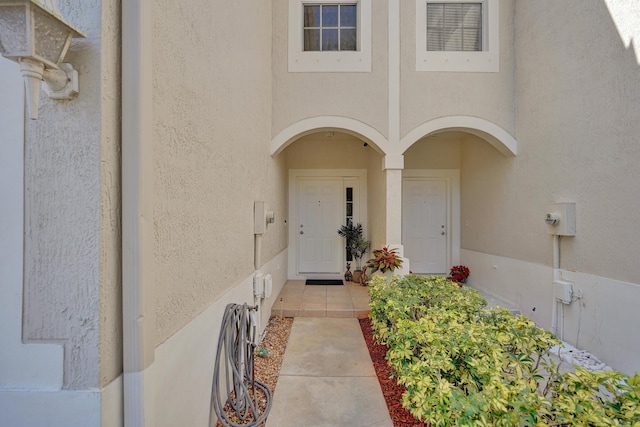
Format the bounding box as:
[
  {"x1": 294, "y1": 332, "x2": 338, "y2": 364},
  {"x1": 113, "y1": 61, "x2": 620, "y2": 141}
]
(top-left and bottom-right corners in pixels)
[
  {"x1": 288, "y1": 0, "x2": 372, "y2": 73},
  {"x1": 415, "y1": 0, "x2": 499, "y2": 72}
]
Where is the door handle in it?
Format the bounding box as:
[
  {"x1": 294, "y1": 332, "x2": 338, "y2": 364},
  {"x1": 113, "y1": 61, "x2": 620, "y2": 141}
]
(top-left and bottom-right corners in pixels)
[
  {"x1": 441, "y1": 231, "x2": 445, "y2": 235},
  {"x1": 300, "y1": 230, "x2": 304, "y2": 235}
]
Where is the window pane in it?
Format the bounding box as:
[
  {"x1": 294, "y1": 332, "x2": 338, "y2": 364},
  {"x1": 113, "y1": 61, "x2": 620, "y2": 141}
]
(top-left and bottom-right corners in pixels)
[
  {"x1": 304, "y1": 5, "x2": 320, "y2": 27},
  {"x1": 346, "y1": 203, "x2": 353, "y2": 217},
  {"x1": 463, "y1": 4, "x2": 481, "y2": 27},
  {"x1": 340, "y1": 29, "x2": 357, "y2": 50},
  {"x1": 462, "y1": 28, "x2": 480, "y2": 51},
  {"x1": 346, "y1": 188, "x2": 353, "y2": 201},
  {"x1": 322, "y1": 5, "x2": 339, "y2": 27},
  {"x1": 426, "y1": 28, "x2": 444, "y2": 51},
  {"x1": 304, "y1": 29, "x2": 320, "y2": 51},
  {"x1": 426, "y1": 3, "x2": 443, "y2": 27},
  {"x1": 322, "y1": 29, "x2": 339, "y2": 50},
  {"x1": 340, "y1": 5, "x2": 357, "y2": 27},
  {"x1": 444, "y1": 4, "x2": 463, "y2": 33},
  {"x1": 427, "y1": 2, "x2": 482, "y2": 52},
  {"x1": 444, "y1": 27, "x2": 462, "y2": 51}
]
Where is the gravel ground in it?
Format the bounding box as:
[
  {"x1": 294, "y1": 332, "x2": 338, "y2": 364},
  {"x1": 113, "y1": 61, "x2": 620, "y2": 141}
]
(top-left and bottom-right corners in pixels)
[{"x1": 254, "y1": 316, "x2": 294, "y2": 390}]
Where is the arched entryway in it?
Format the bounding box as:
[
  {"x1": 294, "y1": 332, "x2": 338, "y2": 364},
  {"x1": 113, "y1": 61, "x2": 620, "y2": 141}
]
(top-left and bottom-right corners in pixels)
[
  {"x1": 400, "y1": 117, "x2": 517, "y2": 274},
  {"x1": 272, "y1": 119, "x2": 388, "y2": 280},
  {"x1": 272, "y1": 115, "x2": 518, "y2": 279}
]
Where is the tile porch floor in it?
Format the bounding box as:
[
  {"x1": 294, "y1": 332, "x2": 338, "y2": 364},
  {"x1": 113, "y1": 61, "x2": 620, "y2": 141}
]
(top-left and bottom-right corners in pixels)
[{"x1": 270, "y1": 280, "x2": 371, "y2": 318}]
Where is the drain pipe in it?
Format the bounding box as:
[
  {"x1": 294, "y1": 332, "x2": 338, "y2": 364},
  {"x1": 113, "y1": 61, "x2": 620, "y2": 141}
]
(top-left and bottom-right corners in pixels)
[
  {"x1": 122, "y1": 0, "x2": 155, "y2": 425},
  {"x1": 254, "y1": 202, "x2": 265, "y2": 334},
  {"x1": 551, "y1": 234, "x2": 560, "y2": 336},
  {"x1": 255, "y1": 233, "x2": 262, "y2": 271}
]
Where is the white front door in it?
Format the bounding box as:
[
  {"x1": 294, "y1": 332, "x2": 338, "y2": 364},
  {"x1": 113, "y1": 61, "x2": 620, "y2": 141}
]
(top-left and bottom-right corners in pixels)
[
  {"x1": 403, "y1": 179, "x2": 448, "y2": 274},
  {"x1": 297, "y1": 178, "x2": 343, "y2": 275}
]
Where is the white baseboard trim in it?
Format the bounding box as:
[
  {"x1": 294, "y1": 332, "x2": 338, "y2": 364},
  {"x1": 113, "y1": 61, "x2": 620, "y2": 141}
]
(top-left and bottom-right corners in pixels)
[
  {"x1": 462, "y1": 249, "x2": 640, "y2": 375},
  {"x1": 0, "y1": 375, "x2": 123, "y2": 427}
]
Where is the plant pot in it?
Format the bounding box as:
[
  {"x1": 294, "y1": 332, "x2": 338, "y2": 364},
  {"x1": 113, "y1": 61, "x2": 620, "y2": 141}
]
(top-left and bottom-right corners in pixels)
[{"x1": 352, "y1": 270, "x2": 362, "y2": 283}]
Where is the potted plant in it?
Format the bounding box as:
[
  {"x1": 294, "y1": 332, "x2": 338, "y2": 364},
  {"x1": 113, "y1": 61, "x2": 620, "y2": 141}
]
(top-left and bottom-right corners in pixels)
[
  {"x1": 447, "y1": 265, "x2": 470, "y2": 286},
  {"x1": 337, "y1": 222, "x2": 369, "y2": 282},
  {"x1": 365, "y1": 246, "x2": 404, "y2": 283}
]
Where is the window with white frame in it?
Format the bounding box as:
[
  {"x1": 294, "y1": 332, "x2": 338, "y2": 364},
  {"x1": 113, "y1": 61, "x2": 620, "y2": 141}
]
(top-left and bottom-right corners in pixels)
[
  {"x1": 289, "y1": 0, "x2": 371, "y2": 72},
  {"x1": 416, "y1": 0, "x2": 499, "y2": 72},
  {"x1": 427, "y1": 3, "x2": 482, "y2": 51},
  {"x1": 303, "y1": 4, "x2": 357, "y2": 51}
]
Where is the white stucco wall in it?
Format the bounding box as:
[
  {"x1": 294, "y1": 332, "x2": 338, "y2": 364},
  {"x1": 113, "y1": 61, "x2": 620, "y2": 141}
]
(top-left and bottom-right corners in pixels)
[
  {"x1": 514, "y1": 0, "x2": 640, "y2": 284},
  {"x1": 462, "y1": 1, "x2": 640, "y2": 283},
  {"x1": 404, "y1": 135, "x2": 462, "y2": 170},
  {"x1": 153, "y1": 250, "x2": 288, "y2": 427},
  {"x1": 1, "y1": 0, "x2": 123, "y2": 424},
  {"x1": 460, "y1": 1, "x2": 640, "y2": 374},
  {"x1": 153, "y1": 0, "x2": 286, "y2": 344},
  {"x1": 284, "y1": 132, "x2": 373, "y2": 169},
  {"x1": 400, "y1": 0, "x2": 516, "y2": 138},
  {"x1": 271, "y1": 0, "x2": 390, "y2": 139},
  {"x1": 20, "y1": 0, "x2": 121, "y2": 390}
]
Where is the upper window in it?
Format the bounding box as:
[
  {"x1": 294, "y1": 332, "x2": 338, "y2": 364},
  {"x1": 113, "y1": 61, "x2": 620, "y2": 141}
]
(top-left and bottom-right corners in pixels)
[
  {"x1": 416, "y1": 0, "x2": 499, "y2": 72},
  {"x1": 426, "y1": 3, "x2": 482, "y2": 51},
  {"x1": 289, "y1": 0, "x2": 371, "y2": 72},
  {"x1": 303, "y1": 4, "x2": 357, "y2": 51}
]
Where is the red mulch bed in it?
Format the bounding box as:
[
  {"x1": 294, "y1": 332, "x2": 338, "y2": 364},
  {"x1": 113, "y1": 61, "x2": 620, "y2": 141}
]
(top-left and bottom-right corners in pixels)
[{"x1": 359, "y1": 317, "x2": 429, "y2": 427}]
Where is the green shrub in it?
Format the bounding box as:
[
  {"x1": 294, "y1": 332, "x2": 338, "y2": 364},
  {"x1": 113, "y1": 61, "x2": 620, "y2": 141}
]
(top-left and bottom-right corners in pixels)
[{"x1": 368, "y1": 274, "x2": 640, "y2": 427}]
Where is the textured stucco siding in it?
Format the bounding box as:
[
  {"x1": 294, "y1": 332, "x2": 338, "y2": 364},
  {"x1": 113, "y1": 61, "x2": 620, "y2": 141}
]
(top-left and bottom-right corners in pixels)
[
  {"x1": 400, "y1": 0, "x2": 516, "y2": 138},
  {"x1": 98, "y1": 0, "x2": 122, "y2": 387},
  {"x1": 284, "y1": 132, "x2": 376, "y2": 169},
  {"x1": 22, "y1": 0, "x2": 121, "y2": 389},
  {"x1": 461, "y1": 1, "x2": 640, "y2": 284},
  {"x1": 153, "y1": 0, "x2": 285, "y2": 344},
  {"x1": 404, "y1": 137, "x2": 462, "y2": 170},
  {"x1": 271, "y1": 0, "x2": 389, "y2": 139}
]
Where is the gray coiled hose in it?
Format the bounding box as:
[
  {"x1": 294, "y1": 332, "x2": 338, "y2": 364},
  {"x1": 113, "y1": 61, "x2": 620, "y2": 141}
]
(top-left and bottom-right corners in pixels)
[{"x1": 210, "y1": 303, "x2": 272, "y2": 427}]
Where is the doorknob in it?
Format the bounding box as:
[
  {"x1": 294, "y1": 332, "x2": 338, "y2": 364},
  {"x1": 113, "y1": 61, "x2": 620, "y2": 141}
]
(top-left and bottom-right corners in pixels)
[
  {"x1": 300, "y1": 230, "x2": 304, "y2": 235},
  {"x1": 441, "y1": 231, "x2": 445, "y2": 235}
]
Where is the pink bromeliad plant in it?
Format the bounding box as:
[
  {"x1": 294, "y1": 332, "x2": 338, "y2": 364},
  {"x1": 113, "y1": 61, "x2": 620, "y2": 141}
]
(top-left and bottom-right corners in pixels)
[{"x1": 366, "y1": 246, "x2": 403, "y2": 274}]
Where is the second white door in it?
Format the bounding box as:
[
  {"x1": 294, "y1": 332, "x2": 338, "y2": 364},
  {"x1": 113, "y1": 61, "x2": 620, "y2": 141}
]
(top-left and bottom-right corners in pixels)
[{"x1": 402, "y1": 179, "x2": 448, "y2": 274}]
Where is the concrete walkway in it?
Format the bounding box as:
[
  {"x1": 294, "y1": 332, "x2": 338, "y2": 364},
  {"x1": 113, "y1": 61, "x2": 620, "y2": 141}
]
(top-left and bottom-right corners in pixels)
[{"x1": 266, "y1": 317, "x2": 393, "y2": 427}]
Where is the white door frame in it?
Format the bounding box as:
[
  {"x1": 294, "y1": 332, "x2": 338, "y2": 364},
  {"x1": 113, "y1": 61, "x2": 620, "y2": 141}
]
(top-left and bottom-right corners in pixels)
[
  {"x1": 288, "y1": 169, "x2": 367, "y2": 280},
  {"x1": 402, "y1": 169, "x2": 460, "y2": 272}
]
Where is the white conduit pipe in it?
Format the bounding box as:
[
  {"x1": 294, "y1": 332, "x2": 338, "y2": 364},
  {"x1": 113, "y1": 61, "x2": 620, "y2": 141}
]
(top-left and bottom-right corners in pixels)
[
  {"x1": 122, "y1": 0, "x2": 155, "y2": 425},
  {"x1": 254, "y1": 234, "x2": 262, "y2": 271},
  {"x1": 551, "y1": 234, "x2": 560, "y2": 336}
]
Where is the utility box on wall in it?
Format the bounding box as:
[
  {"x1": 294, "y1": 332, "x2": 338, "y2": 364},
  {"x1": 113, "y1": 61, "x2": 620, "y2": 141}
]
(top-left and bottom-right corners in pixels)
[
  {"x1": 254, "y1": 201, "x2": 275, "y2": 235},
  {"x1": 546, "y1": 202, "x2": 576, "y2": 236}
]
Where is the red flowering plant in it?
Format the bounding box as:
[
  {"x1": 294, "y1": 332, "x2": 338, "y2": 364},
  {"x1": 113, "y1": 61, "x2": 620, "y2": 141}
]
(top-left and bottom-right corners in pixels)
[{"x1": 448, "y1": 265, "x2": 470, "y2": 286}]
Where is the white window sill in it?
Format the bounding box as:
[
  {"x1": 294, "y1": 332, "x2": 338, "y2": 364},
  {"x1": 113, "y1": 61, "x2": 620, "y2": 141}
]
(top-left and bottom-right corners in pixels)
[
  {"x1": 415, "y1": 0, "x2": 499, "y2": 73},
  {"x1": 288, "y1": 0, "x2": 372, "y2": 73}
]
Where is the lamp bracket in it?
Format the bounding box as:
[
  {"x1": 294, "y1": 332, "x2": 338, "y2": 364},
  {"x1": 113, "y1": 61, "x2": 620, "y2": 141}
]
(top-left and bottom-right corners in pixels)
[{"x1": 43, "y1": 63, "x2": 79, "y2": 100}]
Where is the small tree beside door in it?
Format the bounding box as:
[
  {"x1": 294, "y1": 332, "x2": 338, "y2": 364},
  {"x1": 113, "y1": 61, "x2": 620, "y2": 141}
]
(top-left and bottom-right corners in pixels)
[{"x1": 337, "y1": 222, "x2": 369, "y2": 282}]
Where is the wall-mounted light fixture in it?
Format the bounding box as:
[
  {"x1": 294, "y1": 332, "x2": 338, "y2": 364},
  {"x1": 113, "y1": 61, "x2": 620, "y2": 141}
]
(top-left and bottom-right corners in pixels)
[{"x1": 0, "y1": 0, "x2": 85, "y2": 120}]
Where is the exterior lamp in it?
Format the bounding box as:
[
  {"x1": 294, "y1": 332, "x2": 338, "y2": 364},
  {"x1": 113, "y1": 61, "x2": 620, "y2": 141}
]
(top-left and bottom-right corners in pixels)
[{"x1": 0, "y1": 0, "x2": 85, "y2": 119}]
